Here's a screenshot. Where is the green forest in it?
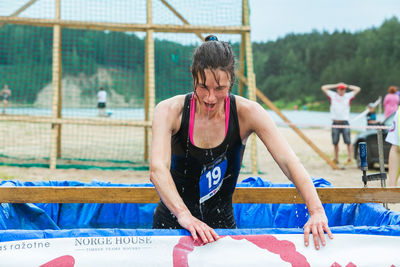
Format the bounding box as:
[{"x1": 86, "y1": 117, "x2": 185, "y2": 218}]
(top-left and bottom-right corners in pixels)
[
  {"x1": 0, "y1": 17, "x2": 399, "y2": 109},
  {"x1": 252, "y1": 17, "x2": 400, "y2": 110}
]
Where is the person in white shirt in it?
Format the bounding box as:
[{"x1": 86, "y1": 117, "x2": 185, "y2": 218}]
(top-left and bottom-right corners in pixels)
[
  {"x1": 386, "y1": 107, "x2": 400, "y2": 186},
  {"x1": 97, "y1": 87, "x2": 107, "y2": 117},
  {"x1": 322, "y1": 83, "x2": 361, "y2": 165},
  {"x1": 1, "y1": 84, "x2": 11, "y2": 114}
]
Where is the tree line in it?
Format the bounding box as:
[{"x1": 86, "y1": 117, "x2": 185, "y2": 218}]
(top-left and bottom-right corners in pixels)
[{"x1": 252, "y1": 17, "x2": 400, "y2": 109}]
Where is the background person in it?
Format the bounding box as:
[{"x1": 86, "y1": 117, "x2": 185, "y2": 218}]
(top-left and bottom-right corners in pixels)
[
  {"x1": 0, "y1": 84, "x2": 11, "y2": 114},
  {"x1": 97, "y1": 87, "x2": 107, "y2": 117},
  {"x1": 366, "y1": 103, "x2": 379, "y2": 125},
  {"x1": 386, "y1": 107, "x2": 400, "y2": 187},
  {"x1": 150, "y1": 35, "x2": 333, "y2": 250},
  {"x1": 321, "y1": 82, "x2": 361, "y2": 165},
  {"x1": 383, "y1": 85, "x2": 399, "y2": 119}
]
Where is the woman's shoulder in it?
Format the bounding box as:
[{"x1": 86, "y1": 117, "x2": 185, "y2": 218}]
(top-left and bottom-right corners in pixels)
[
  {"x1": 155, "y1": 94, "x2": 187, "y2": 119},
  {"x1": 157, "y1": 94, "x2": 186, "y2": 108},
  {"x1": 233, "y1": 94, "x2": 261, "y2": 113}
]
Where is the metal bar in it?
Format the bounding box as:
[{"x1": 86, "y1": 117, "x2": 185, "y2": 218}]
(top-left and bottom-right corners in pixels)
[{"x1": 377, "y1": 129, "x2": 386, "y2": 187}]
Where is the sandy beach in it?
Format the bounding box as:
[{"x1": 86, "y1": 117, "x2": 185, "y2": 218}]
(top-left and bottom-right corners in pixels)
[{"x1": 0, "y1": 126, "x2": 385, "y2": 186}]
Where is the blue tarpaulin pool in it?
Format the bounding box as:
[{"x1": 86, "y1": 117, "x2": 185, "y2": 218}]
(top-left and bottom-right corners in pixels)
[
  {"x1": 1, "y1": 178, "x2": 400, "y2": 266},
  {"x1": 1, "y1": 177, "x2": 399, "y2": 231}
]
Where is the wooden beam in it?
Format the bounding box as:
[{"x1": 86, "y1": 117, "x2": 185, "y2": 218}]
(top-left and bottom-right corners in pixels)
[
  {"x1": 0, "y1": 115, "x2": 152, "y2": 127},
  {"x1": 0, "y1": 0, "x2": 38, "y2": 28},
  {"x1": 50, "y1": 0, "x2": 62, "y2": 169},
  {"x1": 1, "y1": 187, "x2": 400, "y2": 204},
  {"x1": 0, "y1": 16, "x2": 250, "y2": 34},
  {"x1": 160, "y1": 0, "x2": 203, "y2": 40},
  {"x1": 55, "y1": 0, "x2": 63, "y2": 159},
  {"x1": 237, "y1": 72, "x2": 340, "y2": 170},
  {"x1": 238, "y1": 0, "x2": 246, "y2": 96},
  {"x1": 242, "y1": 0, "x2": 258, "y2": 175},
  {"x1": 233, "y1": 187, "x2": 400, "y2": 204},
  {"x1": 0, "y1": 187, "x2": 160, "y2": 203},
  {"x1": 144, "y1": 0, "x2": 155, "y2": 162}
]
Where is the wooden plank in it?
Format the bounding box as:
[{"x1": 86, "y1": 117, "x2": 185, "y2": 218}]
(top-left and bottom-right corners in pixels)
[
  {"x1": 0, "y1": 115, "x2": 152, "y2": 127},
  {"x1": 234, "y1": 187, "x2": 400, "y2": 204},
  {"x1": 50, "y1": 0, "x2": 62, "y2": 169},
  {"x1": 160, "y1": 0, "x2": 203, "y2": 40},
  {"x1": 144, "y1": 0, "x2": 155, "y2": 162},
  {"x1": 0, "y1": 0, "x2": 38, "y2": 28},
  {"x1": 0, "y1": 187, "x2": 160, "y2": 203},
  {"x1": 0, "y1": 17, "x2": 250, "y2": 34},
  {"x1": 1, "y1": 187, "x2": 400, "y2": 204}
]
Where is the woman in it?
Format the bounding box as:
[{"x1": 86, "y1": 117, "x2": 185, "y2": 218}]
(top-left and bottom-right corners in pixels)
[
  {"x1": 150, "y1": 35, "x2": 333, "y2": 250},
  {"x1": 383, "y1": 86, "x2": 399, "y2": 118}
]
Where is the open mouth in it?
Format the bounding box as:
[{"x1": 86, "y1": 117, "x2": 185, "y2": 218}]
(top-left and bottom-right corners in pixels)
[{"x1": 205, "y1": 103, "x2": 216, "y2": 109}]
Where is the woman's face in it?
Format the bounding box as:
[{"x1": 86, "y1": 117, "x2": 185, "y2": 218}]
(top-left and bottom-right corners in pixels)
[{"x1": 194, "y1": 69, "x2": 230, "y2": 113}]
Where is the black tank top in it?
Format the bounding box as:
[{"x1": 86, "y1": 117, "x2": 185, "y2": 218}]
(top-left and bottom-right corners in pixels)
[{"x1": 153, "y1": 93, "x2": 245, "y2": 229}]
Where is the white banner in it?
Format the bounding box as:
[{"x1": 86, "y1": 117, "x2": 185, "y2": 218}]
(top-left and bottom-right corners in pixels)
[{"x1": 0, "y1": 234, "x2": 399, "y2": 266}]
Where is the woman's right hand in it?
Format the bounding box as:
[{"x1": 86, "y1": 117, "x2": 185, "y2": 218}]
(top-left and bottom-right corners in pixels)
[{"x1": 176, "y1": 211, "x2": 220, "y2": 244}]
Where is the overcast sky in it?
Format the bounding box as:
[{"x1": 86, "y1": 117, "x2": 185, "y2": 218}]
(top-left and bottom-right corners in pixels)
[{"x1": 249, "y1": 0, "x2": 400, "y2": 42}]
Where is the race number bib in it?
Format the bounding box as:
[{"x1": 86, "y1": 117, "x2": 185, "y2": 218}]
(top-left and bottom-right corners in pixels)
[{"x1": 199, "y1": 156, "x2": 227, "y2": 204}]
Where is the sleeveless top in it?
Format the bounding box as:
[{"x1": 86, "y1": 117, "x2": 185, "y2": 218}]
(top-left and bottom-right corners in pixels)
[{"x1": 153, "y1": 93, "x2": 245, "y2": 229}]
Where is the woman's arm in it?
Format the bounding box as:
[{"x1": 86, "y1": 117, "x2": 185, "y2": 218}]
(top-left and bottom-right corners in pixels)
[
  {"x1": 237, "y1": 97, "x2": 333, "y2": 250},
  {"x1": 150, "y1": 96, "x2": 219, "y2": 243}
]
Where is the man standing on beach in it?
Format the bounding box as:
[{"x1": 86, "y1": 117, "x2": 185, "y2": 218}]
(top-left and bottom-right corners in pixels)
[
  {"x1": 322, "y1": 82, "x2": 361, "y2": 165},
  {"x1": 97, "y1": 87, "x2": 107, "y2": 117},
  {"x1": 0, "y1": 84, "x2": 11, "y2": 114}
]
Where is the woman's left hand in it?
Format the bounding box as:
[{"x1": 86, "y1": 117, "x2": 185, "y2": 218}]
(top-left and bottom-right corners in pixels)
[{"x1": 303, "y1": 210, "x2": 333, "y2": 250}]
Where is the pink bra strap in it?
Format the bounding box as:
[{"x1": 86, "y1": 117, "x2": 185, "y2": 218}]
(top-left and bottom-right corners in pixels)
[
  {"x1": 225, "y1": 95, "x2": 230, "y2": 135},
  {"x1": 189, "y1": 94, "x2": 230, "y2": 146},
  {"x1": 189, "y1": 94, "x2": 196, "y2": 145}
]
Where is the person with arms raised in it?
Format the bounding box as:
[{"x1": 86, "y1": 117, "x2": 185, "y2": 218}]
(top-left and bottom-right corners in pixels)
[{"x1": 322, "y1": 82, "x2": 361, "y2": 165}]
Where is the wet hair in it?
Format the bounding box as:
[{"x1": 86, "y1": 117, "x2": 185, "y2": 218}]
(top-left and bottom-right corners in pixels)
[
  {"x1": 191, "y1": 35, "x2": 236, "y2": 90},
  {"x1": 388, "y1": 86, "x2": 398, "y2": 94}
]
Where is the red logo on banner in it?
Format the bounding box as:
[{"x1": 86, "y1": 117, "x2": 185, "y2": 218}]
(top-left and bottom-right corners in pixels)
[
  {"x1": 172, "y1": 235, "x2": 309, "y2": 267},
  {"x1": 40, "y1": 255, "x2": 75, "y2": 267}
]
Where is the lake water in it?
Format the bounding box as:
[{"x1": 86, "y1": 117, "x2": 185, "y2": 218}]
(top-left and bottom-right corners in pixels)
[{"x1": 4, "y1": 107, "x2": 385, "y2": 129}]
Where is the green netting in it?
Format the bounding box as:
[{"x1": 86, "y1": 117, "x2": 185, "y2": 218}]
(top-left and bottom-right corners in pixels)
[{"x1": 0, "y1": 0, "x2": 250, "y2": 170}]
